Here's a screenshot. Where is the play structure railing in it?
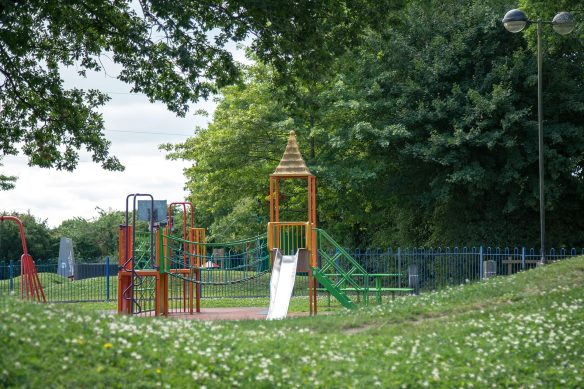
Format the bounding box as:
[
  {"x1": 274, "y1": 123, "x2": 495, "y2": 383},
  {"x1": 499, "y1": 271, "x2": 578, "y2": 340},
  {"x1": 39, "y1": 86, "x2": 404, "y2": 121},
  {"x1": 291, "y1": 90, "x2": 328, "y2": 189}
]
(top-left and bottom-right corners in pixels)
[
  {"x1": 267, "y1": 222, "x2": 311, "y2": 257},
  {"x1": 161, "y1": 232, "x2": 275, "y2": 299}
]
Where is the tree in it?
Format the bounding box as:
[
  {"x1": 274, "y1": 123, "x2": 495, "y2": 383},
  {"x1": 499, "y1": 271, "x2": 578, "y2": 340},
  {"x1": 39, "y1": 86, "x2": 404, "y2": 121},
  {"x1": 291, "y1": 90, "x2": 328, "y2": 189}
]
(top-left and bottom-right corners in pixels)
[
  {"x1": 164, "y1": 60, "x2": 401, "y2": 247},
  {"x1": 208, "y1": 197, "x2": 265, "y2": 242},
  {"x1": 53, "y1": 218, "x2": 101, "y2": 259},
  {"x1": 53, "y1": 208, "x2": 124, "y2": 259},
  {"x1": 0, "y1": 0, "x2": 388, "y2": 180},
  {"x1": 168, "y1": 0, "x2": 584, "y2": 248},
  {"x1": 89, "y1": 208, "x2": 125, "y2": 257},
  {"x1": 0, "y1": 160, "x2": 16, "y2": 190},
  {"x1": 0, "y1": 212, "x2": 58, "y2": 261},
  {"x1": 163, "y1": 63, "x2": 294, "y2": 241},
  {"x1": 319, "y1": 0, "x2": 584, "y2": 246}
]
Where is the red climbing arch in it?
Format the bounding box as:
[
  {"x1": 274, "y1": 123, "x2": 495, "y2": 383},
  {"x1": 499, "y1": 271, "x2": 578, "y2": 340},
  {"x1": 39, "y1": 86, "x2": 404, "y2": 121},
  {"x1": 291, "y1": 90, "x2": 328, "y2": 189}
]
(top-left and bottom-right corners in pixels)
[{"x1": 0, "y1": 216, "x2": 46, "y2": 302}]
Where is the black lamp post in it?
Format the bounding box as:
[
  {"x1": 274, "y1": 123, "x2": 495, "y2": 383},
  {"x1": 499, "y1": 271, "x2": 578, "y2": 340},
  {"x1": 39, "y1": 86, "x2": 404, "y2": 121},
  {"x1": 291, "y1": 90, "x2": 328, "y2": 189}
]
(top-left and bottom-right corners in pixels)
[{"x1": 502, "y1": 9, "x2": 576, "y2": 264}]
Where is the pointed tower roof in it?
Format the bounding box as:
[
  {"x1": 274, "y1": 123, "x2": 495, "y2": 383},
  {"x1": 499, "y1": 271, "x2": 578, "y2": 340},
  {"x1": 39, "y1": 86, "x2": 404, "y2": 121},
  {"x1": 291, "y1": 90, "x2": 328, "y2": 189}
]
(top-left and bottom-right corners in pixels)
[{"x1": 272, "y1": 131, "x2": 313, "y2": 177}]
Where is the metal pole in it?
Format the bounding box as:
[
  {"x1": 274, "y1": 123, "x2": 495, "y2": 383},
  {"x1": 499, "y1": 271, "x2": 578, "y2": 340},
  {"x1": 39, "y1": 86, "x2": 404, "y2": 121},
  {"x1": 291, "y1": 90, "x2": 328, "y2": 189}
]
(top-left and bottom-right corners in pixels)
[
  {"x1": 479, "y1": 246, "x2": 483, "y2": 280},
  {"x1": 537, "y1": 21, "x2": 546, "y2": 264},
  {"x1": 9, "y1": 259, "x2": 13, "y2": 292},
  {"x1": 397, "y1": 247, "x2": 401, "y2": 288},
  {"x1": 105, "y1": 256, "x2": 110, "y2": 301}
]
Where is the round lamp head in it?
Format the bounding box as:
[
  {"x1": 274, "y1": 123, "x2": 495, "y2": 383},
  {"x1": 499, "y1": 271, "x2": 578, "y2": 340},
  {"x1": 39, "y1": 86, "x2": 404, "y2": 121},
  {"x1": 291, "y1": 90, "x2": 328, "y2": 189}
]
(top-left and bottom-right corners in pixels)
[
  {"x1": 503, "y1": 9, "x2": 528, "y2": 33},
  {"x1": 552, "y1": 12, "x2": 576, "y2": 35}
]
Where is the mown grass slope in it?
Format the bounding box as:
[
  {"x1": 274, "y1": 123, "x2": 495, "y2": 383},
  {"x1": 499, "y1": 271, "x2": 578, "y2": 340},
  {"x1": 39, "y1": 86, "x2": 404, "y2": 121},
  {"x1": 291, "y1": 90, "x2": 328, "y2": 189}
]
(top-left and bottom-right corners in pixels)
[{"x1": 1, "y1": 257, "x2": 583, "y2": 388}]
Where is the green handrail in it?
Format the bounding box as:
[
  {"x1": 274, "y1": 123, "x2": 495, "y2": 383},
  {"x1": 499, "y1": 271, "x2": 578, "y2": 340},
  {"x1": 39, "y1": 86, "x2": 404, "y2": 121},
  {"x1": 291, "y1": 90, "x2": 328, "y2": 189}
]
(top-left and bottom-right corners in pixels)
[
  {"x1": 312, "y1": 268, "x2": 356, "y2": 309},
  {"x1": 314, "y1": 229, "x2": 368, "y2": 275},
  {"x1": 313, "y1": 228, "x2": 372, "y2": 306},
  {"x1": 163, "y1": 233, "x2": 268, "y2": 248}
]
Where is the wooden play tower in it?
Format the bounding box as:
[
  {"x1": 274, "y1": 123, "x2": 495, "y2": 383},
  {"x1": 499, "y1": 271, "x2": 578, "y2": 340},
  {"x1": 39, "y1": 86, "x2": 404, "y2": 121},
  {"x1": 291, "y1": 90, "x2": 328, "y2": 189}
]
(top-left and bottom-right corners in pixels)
[{"x1": 268, "y1": 130, "x2": 318, "y2": 315}]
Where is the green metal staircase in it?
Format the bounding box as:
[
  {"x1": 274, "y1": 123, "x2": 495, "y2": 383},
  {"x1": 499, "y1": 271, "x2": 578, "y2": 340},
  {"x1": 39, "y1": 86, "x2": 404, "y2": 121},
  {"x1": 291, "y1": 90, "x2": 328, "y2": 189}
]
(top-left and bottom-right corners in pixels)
[
  {"x1": 312, "y1": 267, "x2": 356, "y2": 309},
  {"x1": 312, "y1": 228, "x2": 371, "y2": 309}
]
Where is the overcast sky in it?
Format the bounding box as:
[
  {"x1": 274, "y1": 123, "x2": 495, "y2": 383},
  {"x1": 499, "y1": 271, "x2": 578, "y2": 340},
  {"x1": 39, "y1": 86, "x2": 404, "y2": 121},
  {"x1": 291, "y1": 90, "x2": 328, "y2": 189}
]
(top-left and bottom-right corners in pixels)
[{"x1": 1, "y1": 44, "x2": 247, "y2": 228}]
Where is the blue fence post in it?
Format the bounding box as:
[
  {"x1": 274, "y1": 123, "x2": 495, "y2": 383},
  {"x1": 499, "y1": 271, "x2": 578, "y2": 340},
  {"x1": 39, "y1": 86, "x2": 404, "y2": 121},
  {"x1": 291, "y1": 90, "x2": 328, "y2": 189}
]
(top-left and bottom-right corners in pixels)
[
  {"x1": 9, "y1": 259, "x2": 14, "y2": 292},
  {"x1": 521, "y1": 247, "x2": 525, "y2": 271},
  {"x1": 479, "y1": 246, "x2": 483, "y2": 280},
  {"x1": 105, "y1": 256, "x2": 110, "y2": 301},
  {"x1": 397, "y1": 247, "x2": 401, "y2": 288}
]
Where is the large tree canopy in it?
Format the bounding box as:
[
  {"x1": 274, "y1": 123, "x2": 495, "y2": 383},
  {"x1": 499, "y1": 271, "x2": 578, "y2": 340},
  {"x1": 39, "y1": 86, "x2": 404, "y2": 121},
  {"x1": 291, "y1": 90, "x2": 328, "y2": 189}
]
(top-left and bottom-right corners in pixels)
[
  {"x1": 167, "y1": 0, "x2": 583, "y2": 248},
  {"x1": 162, "y1": 63, "x2": 293, "y2": 241},
  {"x1": 332, "y1": 0, "x2": 584, "y2": 246},
  {"x1": 0, "y1": 0, "x2": 387, "y2": 179}
]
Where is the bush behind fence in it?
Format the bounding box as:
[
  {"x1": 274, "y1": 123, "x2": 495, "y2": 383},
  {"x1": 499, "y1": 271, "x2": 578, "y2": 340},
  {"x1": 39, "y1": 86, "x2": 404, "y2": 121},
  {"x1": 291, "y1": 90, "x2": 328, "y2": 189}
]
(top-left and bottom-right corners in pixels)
[{"x1": 0, "y1": 247, "x2": 582, "y2": 303}]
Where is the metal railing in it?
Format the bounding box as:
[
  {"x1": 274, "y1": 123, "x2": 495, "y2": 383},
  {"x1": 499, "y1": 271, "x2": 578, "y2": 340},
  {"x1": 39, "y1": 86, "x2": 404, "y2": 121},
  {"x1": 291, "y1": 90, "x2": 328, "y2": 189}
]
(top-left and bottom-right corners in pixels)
[
  {"x1": 0, "y1": 257, "x2": 117, "y2": 303},
  {"x1": 0, "y1": 246, "x2": 582, "y2": 303},
  {"x1": 164, "y1": 232, "x2": 274, "y2": 300},
  {"x1": 348, "y1": 246, "x2": 584, "y2": 292}
]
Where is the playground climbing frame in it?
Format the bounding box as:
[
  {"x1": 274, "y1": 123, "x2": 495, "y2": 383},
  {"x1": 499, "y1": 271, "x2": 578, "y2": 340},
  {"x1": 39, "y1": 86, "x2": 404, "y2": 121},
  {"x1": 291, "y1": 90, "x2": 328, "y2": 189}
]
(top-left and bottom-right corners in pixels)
[{"x1": 0, "y1": 216, "x2": 46, "y2": 303}]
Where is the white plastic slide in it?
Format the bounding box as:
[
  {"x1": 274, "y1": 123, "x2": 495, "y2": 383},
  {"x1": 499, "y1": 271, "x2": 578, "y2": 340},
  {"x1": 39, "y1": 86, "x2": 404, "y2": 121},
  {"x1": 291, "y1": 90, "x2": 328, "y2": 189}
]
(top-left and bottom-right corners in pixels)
[{"x1": 267, "y1": 248, "x2": 300, "y2": 320}]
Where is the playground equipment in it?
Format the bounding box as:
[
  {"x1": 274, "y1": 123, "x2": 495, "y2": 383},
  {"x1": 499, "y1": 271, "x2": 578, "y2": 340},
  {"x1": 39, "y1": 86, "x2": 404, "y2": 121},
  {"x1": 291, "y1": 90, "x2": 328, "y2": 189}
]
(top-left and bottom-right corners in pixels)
[
  {"x1": 266, "y1": 132, "x2": 413, "y2": 315},
  {"x1": 267, "y1": 131, "x2": 317, "y2": 316},
  {"x1": 0, "y1": 216, "x2": 46, "y2": 302},
  {"x1": 118, "y1": 197, "x2": 267, "y2": 317},
  {"x1": 118, "y1": 195, "x2": 168, "y2": 316},
  {"x1": 118, "y1": 196, "x2": 203, "y2": 316},
  {"x1": 267, "y1": 248, "x2": 306, "y2": 319},
  {"x1": 117, "y1": 131, "x2": 411, "y2": 318}
]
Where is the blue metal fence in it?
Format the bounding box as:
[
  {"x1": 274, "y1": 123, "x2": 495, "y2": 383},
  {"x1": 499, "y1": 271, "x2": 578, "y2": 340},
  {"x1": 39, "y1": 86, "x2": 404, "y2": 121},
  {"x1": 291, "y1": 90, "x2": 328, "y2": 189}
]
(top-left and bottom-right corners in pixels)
[
  {"x1": 350, "y1": 246, "x2": 584, "y2": 292},
  {"x1": 0, "y1": 247, "x2": 582, "y2": 303},
  {"x1": 0, "y1": 257, "x2": 118, "y2": 303}
]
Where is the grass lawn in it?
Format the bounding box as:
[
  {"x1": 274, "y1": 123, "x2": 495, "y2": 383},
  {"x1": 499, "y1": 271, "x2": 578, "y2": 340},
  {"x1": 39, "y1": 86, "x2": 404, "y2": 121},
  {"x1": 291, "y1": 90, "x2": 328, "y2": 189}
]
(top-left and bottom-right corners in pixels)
[{"x1": 1, "y1": 257, "x2": 583, "y2": 387}]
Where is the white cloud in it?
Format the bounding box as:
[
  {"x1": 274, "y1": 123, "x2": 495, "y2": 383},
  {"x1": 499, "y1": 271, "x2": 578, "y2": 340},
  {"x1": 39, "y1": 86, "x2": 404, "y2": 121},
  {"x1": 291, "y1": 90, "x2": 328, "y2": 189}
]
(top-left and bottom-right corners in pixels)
[{"x1": 1, "y1": 150, "x2": 191, "y2": 228}]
